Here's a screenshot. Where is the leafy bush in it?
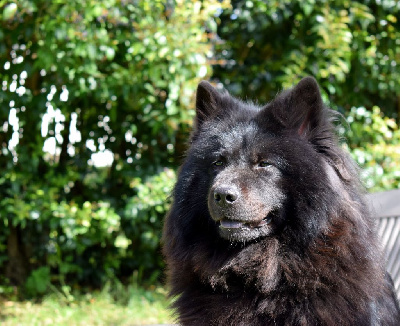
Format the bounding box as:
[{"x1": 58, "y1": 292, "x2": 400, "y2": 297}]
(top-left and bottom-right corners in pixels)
[
  {"x1": 343, "y1": 106, "x2": 400, "y2": 191},
  {"x1": 214, "y1": 0, "x2": 400, "y2": 117},
  {"x1": 123, "y1": 169, "x2": 176, "y2": 282},
  {"x1": 0, "y1": 0, "x2": 224, "y2": 292},
  {"x1": 47, "y1": 201, "x2": 122, "y2": 286},
  {"x1": 25, "y1": 267, "x2": 51, "y2": 297}
]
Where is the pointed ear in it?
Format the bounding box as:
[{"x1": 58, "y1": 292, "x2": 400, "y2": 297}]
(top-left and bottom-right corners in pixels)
[
  {"x1": 195, "y1": 81, "x2": 222, "y2": 128},
  {"x1": 289, "y1": 76, "x2": 324, "y2": 137},
  {"x1": 260, "y1": 77, "x2": 326, "y2": 138}
]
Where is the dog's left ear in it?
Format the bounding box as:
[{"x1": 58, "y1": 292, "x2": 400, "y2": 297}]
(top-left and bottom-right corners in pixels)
[
  {"x1": 288, "y1": 76, "x2": 324, "y2": 137},
  {"x1": 260, "y1": 77, "x2": 326, "y2": 138}
]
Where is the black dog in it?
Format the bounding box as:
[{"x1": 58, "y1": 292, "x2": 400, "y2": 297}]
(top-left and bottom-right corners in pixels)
[{"x1": 163, "y1": 77, "x2": 400, "y2": 325}]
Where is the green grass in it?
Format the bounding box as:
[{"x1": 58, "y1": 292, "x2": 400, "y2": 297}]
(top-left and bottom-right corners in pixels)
[{"x1": 0, "y1": 285, "x2": 176, "y2": 325}]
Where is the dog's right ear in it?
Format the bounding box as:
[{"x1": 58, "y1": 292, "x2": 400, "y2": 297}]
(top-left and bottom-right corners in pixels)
[{"x1": 195, "y1": 81, "x2": 221, "y2": 129}]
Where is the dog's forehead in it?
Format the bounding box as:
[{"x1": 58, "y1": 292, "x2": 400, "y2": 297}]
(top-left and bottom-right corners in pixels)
[
  {"x1": 209, "y1": 120, "x2": 264, "y2": 155},
  {"x1": 219, "y1": 121, "x2": 257, "y2": 143}
]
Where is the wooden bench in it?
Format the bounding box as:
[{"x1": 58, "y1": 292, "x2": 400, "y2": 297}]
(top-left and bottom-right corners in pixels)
[{"x1": 368, "y1": 189, "x2": 400, "y2": 300}]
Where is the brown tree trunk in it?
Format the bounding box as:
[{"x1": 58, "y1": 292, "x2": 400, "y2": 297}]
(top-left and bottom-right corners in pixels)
[{"x1": 5, "y1": 225, "x2": 29, "y2": 285}]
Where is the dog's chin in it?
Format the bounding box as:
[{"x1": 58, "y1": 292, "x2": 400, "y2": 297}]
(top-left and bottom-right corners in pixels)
[
  {"x1": 218, "y1": 222, "x2": 272, "y2": 242},
  {"x1": 214, "y1": 214, "x2": 275, "y2": 242}
]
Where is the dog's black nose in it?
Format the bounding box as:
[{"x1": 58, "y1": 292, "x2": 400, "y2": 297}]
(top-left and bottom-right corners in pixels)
[{"x1": 213, "y1": 186, "x2": 239, "y2": 206}]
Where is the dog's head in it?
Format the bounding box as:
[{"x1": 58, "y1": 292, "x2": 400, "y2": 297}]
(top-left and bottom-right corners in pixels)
[{"x1": 188, "y1": 77, "x2": 343, "y2": 243}]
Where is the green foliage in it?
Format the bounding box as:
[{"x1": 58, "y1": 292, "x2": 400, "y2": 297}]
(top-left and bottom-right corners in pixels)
[
  {"x1": 123, "y1": 169, "x2": 176, "y2": 280},
  {"x1": 0, "y1": 0, "x2": 224, "y2": 291},
  {"x1": 0, "y1": 276, "x2": 14, "y2": 296},
  {"x1": 214, "y1": 0, "x2": 400, "y2": 115},
  {"x1": 46, "y1": 200, "x2": 122, "y2": 285},
  {"x1": 25, "y1": 267, "x2": 51, "y2": 297},
  {"x1": 343, "y1": 106, "x2": 400, "y2": 191}
]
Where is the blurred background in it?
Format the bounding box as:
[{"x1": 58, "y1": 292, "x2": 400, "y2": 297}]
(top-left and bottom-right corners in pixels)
[{"x1": 0, "y1": 0, "x2": 399, "y2": 324}]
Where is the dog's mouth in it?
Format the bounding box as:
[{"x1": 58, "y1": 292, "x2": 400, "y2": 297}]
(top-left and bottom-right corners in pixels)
[
  {"x1": 219, "y1": 215, "x2": 273, "y2": 230},
  {"x1": 212, "y1": 207, "x2": 280, "y2": 242}
]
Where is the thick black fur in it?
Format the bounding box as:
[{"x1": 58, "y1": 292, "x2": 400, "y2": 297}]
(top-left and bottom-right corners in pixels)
[{"x1": 162, "y1": 77, "x2": 400, "y2": 325}]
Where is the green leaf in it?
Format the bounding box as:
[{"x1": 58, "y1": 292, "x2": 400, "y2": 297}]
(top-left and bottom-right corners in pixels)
[{"x1": 3, "y1": 3, "x2": 17, "y2": 21}]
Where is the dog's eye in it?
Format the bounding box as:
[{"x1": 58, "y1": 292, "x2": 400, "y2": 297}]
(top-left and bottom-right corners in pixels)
[
  {"x1": 213, "y1": 160, "x2": 224, "y2": 167},
  {"x1": 259, "y1": 161, "x2": 271, "y2": 168}
]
